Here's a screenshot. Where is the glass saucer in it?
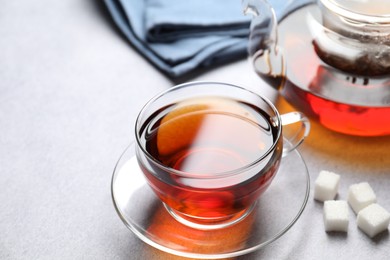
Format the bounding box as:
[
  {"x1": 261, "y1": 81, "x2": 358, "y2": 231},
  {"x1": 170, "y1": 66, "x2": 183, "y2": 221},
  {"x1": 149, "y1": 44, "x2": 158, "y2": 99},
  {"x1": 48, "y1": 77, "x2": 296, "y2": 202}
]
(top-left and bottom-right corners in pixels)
[{"x1": 111, "y1": 142, "x2": 310, "y2": 259}]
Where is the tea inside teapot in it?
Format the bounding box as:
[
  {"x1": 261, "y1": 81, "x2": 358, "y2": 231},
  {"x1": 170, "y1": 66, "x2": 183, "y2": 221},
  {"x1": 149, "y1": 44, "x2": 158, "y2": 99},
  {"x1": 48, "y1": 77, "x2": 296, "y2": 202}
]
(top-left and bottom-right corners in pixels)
[{"x1": 244, "y1": 0, "x2": 390, "y2": 136}]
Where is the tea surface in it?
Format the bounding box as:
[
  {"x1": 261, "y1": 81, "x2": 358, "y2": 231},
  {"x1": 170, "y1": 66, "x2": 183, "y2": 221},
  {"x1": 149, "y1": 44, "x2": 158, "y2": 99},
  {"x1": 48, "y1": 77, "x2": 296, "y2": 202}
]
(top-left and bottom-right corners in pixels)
[{"x1": 146, "y1": 97, "x2": 274, "y2": 174}]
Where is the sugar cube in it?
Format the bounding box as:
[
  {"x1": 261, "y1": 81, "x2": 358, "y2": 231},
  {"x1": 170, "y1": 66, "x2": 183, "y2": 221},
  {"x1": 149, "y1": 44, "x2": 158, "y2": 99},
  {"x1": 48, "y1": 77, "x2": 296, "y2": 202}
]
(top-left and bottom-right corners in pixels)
[
  {"x1": 348, "y1": 182, "x2": 376, "y2": 214},
  {"x1": 323, "y1": 200, "x2": 349, "y2": 232},
  {"x1": 314, "y1": 170, "x2": 340, "y2": 202},
  {"x1": 357, "y1": 203, "x2": 390, "y2": 238}
]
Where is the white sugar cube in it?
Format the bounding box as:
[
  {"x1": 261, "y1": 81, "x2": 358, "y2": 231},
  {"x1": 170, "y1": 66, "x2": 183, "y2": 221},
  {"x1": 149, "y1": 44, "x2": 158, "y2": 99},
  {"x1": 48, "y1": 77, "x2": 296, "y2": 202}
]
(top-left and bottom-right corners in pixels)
[
  {"x1": 323, "y1": 200, "x2": 349, "y2": 232},
  {"x1": 314, "y1": 171, "x2": 340, "y2": 202},
  {"x1": 348, "y1": 182, "x2": 376, "y2": 214},
  {"x1": 357, "y1": 203, "x2": 390, "y2": 238}
]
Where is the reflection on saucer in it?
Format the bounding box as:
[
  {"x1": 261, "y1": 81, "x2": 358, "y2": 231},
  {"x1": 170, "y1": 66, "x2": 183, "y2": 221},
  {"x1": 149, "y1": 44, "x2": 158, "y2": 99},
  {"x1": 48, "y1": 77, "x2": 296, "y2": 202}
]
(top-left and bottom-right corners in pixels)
[
  {"x1": 112, "y1": 142, "x2": 309, "y2": 258},
  {"x1": 147, "y1": 203, "x2": 256, "y2": 255}
]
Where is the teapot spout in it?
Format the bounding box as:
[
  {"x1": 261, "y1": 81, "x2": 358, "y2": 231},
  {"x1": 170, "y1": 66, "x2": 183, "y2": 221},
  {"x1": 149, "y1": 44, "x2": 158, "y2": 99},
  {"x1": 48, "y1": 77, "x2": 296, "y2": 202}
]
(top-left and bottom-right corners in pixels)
[{"x1": 243, "y1": 0, "x2": 285, "y2": 89}]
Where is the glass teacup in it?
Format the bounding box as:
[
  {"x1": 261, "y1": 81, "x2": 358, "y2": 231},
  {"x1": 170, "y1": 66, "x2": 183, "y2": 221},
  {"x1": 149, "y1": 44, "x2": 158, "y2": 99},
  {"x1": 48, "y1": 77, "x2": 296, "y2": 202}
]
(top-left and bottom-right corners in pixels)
[{"x1": 135, "y1": 82, "x2": 310, "y2": 230}]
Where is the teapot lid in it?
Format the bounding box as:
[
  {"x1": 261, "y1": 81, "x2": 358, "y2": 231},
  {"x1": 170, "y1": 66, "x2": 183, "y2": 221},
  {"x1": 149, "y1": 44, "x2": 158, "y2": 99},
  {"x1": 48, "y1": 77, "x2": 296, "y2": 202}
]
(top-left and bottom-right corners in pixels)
[{"x1": 320, "y1": 0, "x2": 390, "y2": 23}]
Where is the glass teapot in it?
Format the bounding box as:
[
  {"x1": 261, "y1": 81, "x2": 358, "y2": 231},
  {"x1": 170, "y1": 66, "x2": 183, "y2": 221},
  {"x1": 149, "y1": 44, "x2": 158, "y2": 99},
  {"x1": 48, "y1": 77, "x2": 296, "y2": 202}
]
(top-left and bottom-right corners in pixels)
[{"x1": 243, "y1": 0, "x2": 390, "y2": 136}]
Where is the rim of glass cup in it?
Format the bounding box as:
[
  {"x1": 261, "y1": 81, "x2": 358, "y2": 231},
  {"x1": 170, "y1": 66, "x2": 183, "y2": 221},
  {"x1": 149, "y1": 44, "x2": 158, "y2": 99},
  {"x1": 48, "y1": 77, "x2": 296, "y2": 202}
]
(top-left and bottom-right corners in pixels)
[
  {"x1": 134, "y1": 81, "x2": 282, "y2": 179},
  {"x1": 320, "y1": 0, "x2": 390, "y2": 24}
]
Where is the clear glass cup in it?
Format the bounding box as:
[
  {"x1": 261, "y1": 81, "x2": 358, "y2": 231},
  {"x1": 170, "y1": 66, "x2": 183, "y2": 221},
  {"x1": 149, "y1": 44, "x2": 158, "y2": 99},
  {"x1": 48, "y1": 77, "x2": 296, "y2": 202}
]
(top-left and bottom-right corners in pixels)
[{"x1": 134, "y1": 81, "x2": 310, "y2": 230}]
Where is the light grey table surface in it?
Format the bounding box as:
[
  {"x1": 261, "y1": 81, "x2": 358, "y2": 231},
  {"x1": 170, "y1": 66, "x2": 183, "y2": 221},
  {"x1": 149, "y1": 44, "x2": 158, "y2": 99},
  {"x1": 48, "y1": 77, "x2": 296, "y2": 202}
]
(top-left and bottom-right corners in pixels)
[{"x1": 1, "y1": 1, "x2": 389, "y2": 259}]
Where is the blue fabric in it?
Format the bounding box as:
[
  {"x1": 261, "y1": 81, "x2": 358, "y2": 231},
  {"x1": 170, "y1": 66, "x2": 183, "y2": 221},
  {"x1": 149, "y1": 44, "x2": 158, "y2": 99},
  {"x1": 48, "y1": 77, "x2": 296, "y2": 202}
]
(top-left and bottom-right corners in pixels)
[{"x1": 104, "y1": 0, "x2": 314, "y2": 78}]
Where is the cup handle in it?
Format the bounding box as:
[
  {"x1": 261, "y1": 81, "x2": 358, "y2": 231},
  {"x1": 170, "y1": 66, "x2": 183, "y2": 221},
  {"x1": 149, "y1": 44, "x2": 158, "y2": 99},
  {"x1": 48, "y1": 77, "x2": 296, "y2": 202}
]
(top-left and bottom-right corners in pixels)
[{"x1": 280, "y1": 112, "x2": 310, "y2": 157}]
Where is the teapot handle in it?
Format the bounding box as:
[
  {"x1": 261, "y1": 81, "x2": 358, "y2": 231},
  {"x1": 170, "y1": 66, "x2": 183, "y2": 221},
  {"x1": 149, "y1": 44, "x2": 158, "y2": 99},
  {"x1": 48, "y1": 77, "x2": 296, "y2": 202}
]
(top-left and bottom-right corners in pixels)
[{"x1": 242, "y1": 0, "x2": 284, "y2": 86}]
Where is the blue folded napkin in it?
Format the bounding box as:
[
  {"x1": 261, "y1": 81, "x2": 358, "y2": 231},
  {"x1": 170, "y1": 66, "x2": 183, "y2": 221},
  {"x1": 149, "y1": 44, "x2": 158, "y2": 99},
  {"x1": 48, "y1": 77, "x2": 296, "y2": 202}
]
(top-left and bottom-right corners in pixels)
[{"x1": 104, "y1": 0, "x2": 313, "y2": 78}]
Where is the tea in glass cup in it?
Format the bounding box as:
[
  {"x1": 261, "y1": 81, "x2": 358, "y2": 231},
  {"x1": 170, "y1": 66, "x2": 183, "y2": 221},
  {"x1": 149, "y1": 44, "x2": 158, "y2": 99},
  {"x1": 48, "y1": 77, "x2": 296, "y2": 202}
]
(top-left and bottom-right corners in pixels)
[{"x1": 135, "y1": 82, "x2": 309, "y2": 229}]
